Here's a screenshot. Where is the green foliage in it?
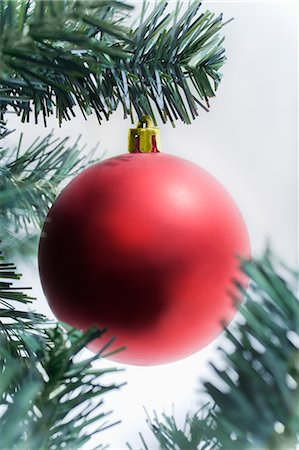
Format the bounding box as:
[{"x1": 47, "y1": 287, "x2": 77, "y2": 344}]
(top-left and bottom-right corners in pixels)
[
  {"x1": 3, "y1": 4, "x2": 295, "y2": 450},
  {"x1": 0, "y1": 130, "x2": 97, "y2": 256},
  {"x1": 133, "y1": 252, "x2": 299, "y2": 450},
  {"x1": 0, "y1": 0, "x2": 227, "y2": 126},
  {"x1": 0, "y1": 248, "x2": 124, "y2": 450},
  {"x1": 0, "y1": 247, "x2": 47, "y2": 357}
]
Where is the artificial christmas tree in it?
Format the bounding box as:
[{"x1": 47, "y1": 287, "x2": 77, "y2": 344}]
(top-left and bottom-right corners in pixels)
[{"x1": 0, "y1": 1, "x2": 298, "y2": 449}]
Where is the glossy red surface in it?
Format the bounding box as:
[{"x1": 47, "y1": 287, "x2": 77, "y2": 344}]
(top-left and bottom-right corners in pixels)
[{"x1": 38, "y1": 153, "x2": 250, "y2": 365}]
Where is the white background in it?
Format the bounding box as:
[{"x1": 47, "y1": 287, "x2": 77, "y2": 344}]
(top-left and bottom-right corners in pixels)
[{"x1": 6, "y1": 1, "x2": 298, "y2": 449}]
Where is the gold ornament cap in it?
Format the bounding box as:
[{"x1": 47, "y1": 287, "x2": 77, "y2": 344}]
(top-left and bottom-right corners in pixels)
[{"x1": 128, "y1": 116, "x2": 161, "y2": 153}]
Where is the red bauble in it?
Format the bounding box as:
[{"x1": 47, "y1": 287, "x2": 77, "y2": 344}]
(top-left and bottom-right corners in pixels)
[{"x1": 38, "y1": 152, "x2": 250, "y2": 365}]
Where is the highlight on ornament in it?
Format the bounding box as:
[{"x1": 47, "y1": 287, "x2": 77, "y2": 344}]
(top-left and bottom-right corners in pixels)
[{"x1": 38, "y1": 117, "x2": 250, "y2": 366}]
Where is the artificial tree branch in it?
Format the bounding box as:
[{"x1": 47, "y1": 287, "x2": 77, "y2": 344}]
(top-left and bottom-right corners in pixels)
[
  {"x1": 132, "y1": 252, "x2": 299, "y2": 450},
  {"x1": 0, "y1": 130, "x2": 98, "y2": 256},
  {"x1": 0, "y1": 247, "x2": 124, "y2": 450},
  {"x1": 0, "y1": 0, "x2": 227, "y2": 126}
]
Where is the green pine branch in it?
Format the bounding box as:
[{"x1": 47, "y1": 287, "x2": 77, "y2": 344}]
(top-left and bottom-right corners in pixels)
[
  {"x1": 0, "y1": 326, "x2": 124, "y2": 450},
  {"x1": 0, "y1": 0, "x2": 228, "y2": 126},
  {"x1": 0, "y1": 247, "x2": 124, "y2": 450},
  {"x1": 133, "y1": 252, "x2": 299, "y2": 450},
  {"x1": 0, "y1": 247, "x2": 47, "y2": 358},
  {"x1": 0, "y1": 130, "x2": 98, "y2": 256}
]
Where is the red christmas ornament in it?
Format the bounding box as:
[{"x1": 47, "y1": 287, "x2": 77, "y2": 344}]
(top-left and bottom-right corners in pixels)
[{"x1": 38, "y1": 117, "x2": 250, "y2": 365}]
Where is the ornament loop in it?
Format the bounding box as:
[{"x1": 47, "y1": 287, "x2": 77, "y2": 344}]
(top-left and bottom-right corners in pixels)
[
  {"x1": 128, "y1": 115, "x2": 161, "y2": 153},
  {"x1": 136, "y1": 115, "x2": 154, "y2": 129}
]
